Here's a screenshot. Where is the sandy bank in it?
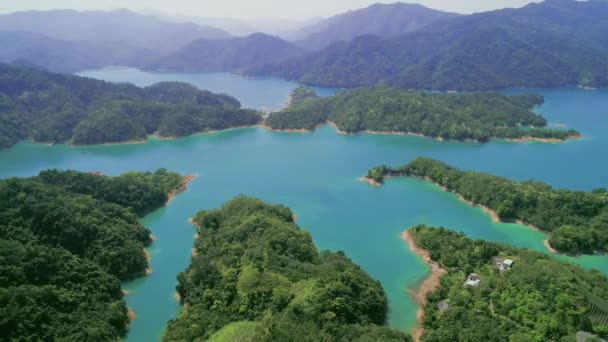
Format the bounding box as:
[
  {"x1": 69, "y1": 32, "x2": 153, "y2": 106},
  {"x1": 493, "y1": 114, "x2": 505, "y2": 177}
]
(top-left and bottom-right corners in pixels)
[
  {"x1": 544, "y1": 239, "x2": 558, "y2": 254},
  {"x1": 127, "y1": 308, "x2": 136, "y2": 321},
  {"x1": 504, "y1": 133, "x2": 582, "y2": 143},
  {"x1": 402, "y1": 230, "x2": 446, "y2": 342},
  {"x1": 166, "y1": 174, "x2": 198, "y2": 205},
  {"x1": 358, "y1": 177, "x2": 382, "y2": 187},
  {"x1": 174, "y1": 292, "x2": 182, "y2": 302}
]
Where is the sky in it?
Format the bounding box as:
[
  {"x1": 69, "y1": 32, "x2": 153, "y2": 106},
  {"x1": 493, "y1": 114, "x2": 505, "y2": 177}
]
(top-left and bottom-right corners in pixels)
[{"x1": 0, "y1": 0, "x2": 542, "y2": 19}]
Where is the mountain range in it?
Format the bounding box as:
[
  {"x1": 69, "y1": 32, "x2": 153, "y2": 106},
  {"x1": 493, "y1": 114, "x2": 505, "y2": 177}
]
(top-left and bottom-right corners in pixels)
[
  {"x1": 1, "y1": 1, "x2": 608, "y2": 90},
  {"x1": 290, "y1": 3, "x2": 460, "y2": 51},
  {"x1": 0, "y1": 9, "x2": 231, "y2": 53},
  {"x1": 145, "y1": 33, "x2": 303, "y2": 72},
  {"x1": 248, "y1": 0, "x2": 608, "y2": 90}
]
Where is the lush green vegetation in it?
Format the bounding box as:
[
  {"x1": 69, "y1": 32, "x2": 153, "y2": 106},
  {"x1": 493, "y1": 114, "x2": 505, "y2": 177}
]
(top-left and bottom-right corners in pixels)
[
  {"x1": 368, "y1": 158, "x2": 608, "y2": 254},
  {"x1": 249, "y1": 0, "x2": 608, "y2": 90},
  {"x1": 288, "y1": 86, "x2": 320, "y2": 105},
  {"x1": 0, "y1": 169, "x2": 185, "y2": 340},
  {"x1": 163, "y1": 196, "x2": 411, "y2": 342},
  {"x1": 266, "y1": 86, "x2": 578, "y2": 142},
  {"x1": 147, "y1": 33, "x2": 303, "y2": 72},
  {"x1": 0, "y1": 63, "x2": 262, "y2": 148},
  {"x1": 408, "y1": 225, "x2": 608, "y2": 341}
]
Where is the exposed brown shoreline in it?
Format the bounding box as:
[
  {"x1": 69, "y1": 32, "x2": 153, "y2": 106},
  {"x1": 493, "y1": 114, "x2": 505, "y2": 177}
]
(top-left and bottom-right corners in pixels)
[
  {"x1": 358, "y1": 177, "x2": 382, "y2": 187},
  {"x1": 263, "y1": 121, "x2": 580, "y2": 143},
  {"x1": 166, "y1": 175, "x2": 198, "y2": 205},
  {"x1": 503, "y1": 133, "x2": 583, "y2": 143},
  {"x1": 402, "y1": 230, "x2": 446, "y2": 342},
  {"x1": 366, "y1": 175, "x2": 560, "y2": 255}
]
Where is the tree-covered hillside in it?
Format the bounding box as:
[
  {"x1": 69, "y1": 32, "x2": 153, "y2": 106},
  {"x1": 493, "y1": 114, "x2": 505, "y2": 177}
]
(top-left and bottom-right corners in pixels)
[
  {"x1": 291, "y1": 3, "x2": 459, "y2": 51},
  {"x1": 367, "y1": 158, "x2": 608, "y2": 254},
  {"x1": 265, "y1": 86, "x2": 579, "y2": 142},
  {"x1": 164, "y1": 196, "x2": 412, "y2": 342},
  {"x1": 0, "y1": 63, "x2": 261, "y2": 148},
  {"x1": 147, "y1": 33, "x2": 303, "y2": 72},
  {"x1": 249, "y1": 0, "x2": 608, "y2": 90},
  {"x1": 0, "y1": 169, "x2": 185, "y2": 340},
  {"x1": 408, "y1": 226, "x2": 608, "y2": 341}
]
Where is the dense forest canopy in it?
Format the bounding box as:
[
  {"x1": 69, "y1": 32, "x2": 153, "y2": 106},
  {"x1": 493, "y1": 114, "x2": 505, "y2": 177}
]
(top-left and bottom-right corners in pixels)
[
  {"x1": 248, "y1": 0, "x2": 608, "y2": 91},
  {"x1": 0, "y1": 169, "x2": 185, "y2": 341},
  {"x1": 291, "y1": 3, "x2": 460, "y2": 51},
  {"x1": 265, "y1": 86, "x2": 578, "y2": 142},
  {"x1": 146, "y1": 33, "x2": 303, "y2": 72},
  {"x1": 408, "y1": 226, "x2": 608, "y2": 341},
  {"x1": 0, "y1": 63, "x2": 262, "y2": 148},
  {"x1": 164, "y1": 196, "x2": 411, "y2": 342},
  {"x1": 367, "y1": 158, "x2": 608, "y2": 254}
]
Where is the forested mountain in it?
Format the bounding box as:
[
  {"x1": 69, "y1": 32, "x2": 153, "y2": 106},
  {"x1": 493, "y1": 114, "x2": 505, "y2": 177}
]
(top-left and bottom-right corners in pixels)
[
  {"x1": 0, "y1": 9, "x2": 231, "y2": 53},
  {"x1": 408, "y1": 226, "x2": 608, "y2": 341},
  {"x1": 367, "y1": 158, "x2": 608, "y2": 254},
  {"x1": 0, "y1": 169, "x2": 185, "y2": 340},
  {"x1": 164, "y1": 196, "x2": 411, "y2": 341},
  {"x1": 0, "y1": 31, "x2": 155, "y2": 73},
  {"x1": 292, "y1": 3, "x2": 460, "y2": 51},
  {"x1": 265, "y1": 86, "x2": 579, "y2": 142},
  {"x1": 147, "y1": 33, "x2": 303, "y2": 72},
  {"x1": 0, "y1": 63, "x2": 261, "y2": 148},
  {"x1": 249, "y1": 0, "x2": 608, "y2": 90}
]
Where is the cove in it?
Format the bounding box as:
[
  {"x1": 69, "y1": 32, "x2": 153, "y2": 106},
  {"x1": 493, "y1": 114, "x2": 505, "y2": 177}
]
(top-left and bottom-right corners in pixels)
[
  {"x1": 77, "y1": 67, "x2": 338, "y2": 111},
  {"x1": 1, "y1": 71, "x2": 607, "y2": 341}
]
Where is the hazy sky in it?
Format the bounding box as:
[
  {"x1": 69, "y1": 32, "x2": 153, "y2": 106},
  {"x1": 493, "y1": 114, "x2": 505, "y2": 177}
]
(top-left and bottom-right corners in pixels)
[{"x1": 0, "y1": 0, "x2": 541, "y2": 19}]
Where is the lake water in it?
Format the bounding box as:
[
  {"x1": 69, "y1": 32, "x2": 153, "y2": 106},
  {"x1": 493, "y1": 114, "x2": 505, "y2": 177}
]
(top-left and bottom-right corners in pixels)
[{"x1": 1, "y1": 69, "x2": 607, "y2": 341}]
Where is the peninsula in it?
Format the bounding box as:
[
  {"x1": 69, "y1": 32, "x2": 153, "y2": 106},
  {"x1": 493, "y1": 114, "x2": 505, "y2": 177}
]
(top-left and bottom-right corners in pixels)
[
  {"x1": 366, "y1": 158, "x2": 608, "y2": 255},
  {"x1": 164, "y1": 196, "x2": 412, "y2": 342},
  {"x1": 265, "y1": 86, "x2": 580, "y2": 142},
  {"x1": 0, "y1": 63, "x2": 262, "y2": 149},
  {"x1": 0, "y1": 168, "x2": 187, "y2": 340},
  {"x1": 406, "y1": 225, "x2": 608, "y2": 341}
]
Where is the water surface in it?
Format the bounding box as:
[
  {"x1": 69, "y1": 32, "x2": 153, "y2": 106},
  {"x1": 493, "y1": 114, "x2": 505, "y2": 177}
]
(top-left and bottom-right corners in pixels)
[{"x1": 2, "y1": 71, "x2": 607, "y2": 341}]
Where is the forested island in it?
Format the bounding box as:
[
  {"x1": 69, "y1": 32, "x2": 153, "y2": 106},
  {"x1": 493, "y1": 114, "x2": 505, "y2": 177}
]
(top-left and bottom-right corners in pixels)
[
  {"x1": 366, "y1": 158, "x2": 608, "y2": 254},
  {"x1": 164, "y1": 196, "x2": 411, "y2": 342},
  {"x1": 0, "y1": 169, "x2": 188, "y2": 340},
  {"x1": 0, "y1": 63, "x2": 262, "y2": 149},
  {"x1": 265, "y1": 86, "x2": 579, "y2": 142},
  {"x1": 407, "y1": 226, "x2": 608, "y2": 341}
]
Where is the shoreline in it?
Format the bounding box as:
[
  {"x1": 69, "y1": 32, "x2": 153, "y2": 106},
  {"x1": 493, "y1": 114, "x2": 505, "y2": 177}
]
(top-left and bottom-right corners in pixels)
[
  {"x1": 259, "y1": 123, "x2": 315, "y2": 133},
  {"x1": 166, "y1": 175, "x2": 198, "y2": 205},
  {"x1": 367, "y1": 175, "x2": 562, "y2": 255},
  {"x1": 402, "y1": 230, "x2": 446, "y2": 342},
  {"x1": 358, "y1": 177, "x2": 382, "y2": 187},
  {"x1": 152, "y1": 125, "x2": 256, "y2": 140},
  {"x1": 265, "y1": 121, "x2": 579, "y2": 144},
  {"x1": 503, "y1": 133, "x2": 583, "y2": 143}
]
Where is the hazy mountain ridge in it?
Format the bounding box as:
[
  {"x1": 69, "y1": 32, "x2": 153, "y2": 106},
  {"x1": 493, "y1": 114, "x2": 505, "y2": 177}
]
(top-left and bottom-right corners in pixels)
[
  {"x1": 146, "y1": 33, "x2": 304, "y2": 72},
  {"x1": 248, "y1": 0, "x2": 608, "y2": 90},
  {"x1": 292, "y1": 2, "x2": 460, "y2": 51},
  {"x1": 0, "y1": 9, "x2": 232, "y2": 53},
  {"x1": 0, "y1": 31, "x2": 156, "y2": 73}
]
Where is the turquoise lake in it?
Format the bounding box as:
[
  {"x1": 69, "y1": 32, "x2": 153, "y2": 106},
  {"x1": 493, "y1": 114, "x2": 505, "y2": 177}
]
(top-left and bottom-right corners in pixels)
[{"x1": 1, "y1": 69, "x2": 607, "y2": 341}]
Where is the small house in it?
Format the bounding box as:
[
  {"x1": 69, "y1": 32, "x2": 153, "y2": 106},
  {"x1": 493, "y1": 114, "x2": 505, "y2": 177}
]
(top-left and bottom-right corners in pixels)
[
  {"x1": 464, "y1": 273, "x2": 481, "y2": 286},
  {"x1": 495, "y1": 257, "x2": 514, "y2": 271},
  {"x1": 437, "y1": 300, "x2": 449, "y2": 312}
]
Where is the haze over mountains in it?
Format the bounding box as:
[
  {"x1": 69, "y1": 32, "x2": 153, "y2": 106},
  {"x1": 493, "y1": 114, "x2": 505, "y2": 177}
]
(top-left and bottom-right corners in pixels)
[
  {"x1": 146, "y1": 33, "x2": 303, "y2": 72},
  {"x1": 249, "y1": 0, "x2": 608, "y2": 90},
  {"x1": 0, "y1": 9, "x2": 231, "y2": 52},
  {"x1": 1, "y1": 1, "x2": 608, "y2": 90},
  {"x1": 290, "y1": 3, "x2": 460, "y2": 51}
]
